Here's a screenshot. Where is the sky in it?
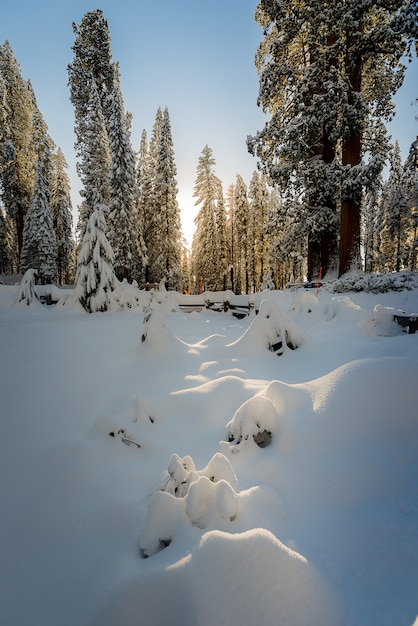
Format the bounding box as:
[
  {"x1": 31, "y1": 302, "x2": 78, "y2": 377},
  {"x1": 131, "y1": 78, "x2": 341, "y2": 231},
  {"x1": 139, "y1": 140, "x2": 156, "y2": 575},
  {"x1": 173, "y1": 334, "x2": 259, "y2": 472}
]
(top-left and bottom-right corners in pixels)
[{"x1": 1, "y1": 1, "x2": 418, "y2": 246}]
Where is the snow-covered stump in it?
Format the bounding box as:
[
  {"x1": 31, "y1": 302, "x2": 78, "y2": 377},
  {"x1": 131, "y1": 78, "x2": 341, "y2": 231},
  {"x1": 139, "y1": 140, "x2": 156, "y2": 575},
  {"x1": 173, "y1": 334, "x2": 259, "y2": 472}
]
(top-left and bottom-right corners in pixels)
[
  {"x1": 139, "y1": 453, "x2": 240, "y2": 558},
  {"x1": 13, "y1": 268, "x2": 40, "y2": 307}
]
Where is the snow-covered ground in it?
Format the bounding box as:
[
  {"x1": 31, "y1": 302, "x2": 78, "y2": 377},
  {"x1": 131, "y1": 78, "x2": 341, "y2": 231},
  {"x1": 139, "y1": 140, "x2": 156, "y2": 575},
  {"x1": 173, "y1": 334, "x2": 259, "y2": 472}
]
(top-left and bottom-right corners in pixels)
[{"x1": 0, "y1": 276, "x2": 417, "y2": 626}]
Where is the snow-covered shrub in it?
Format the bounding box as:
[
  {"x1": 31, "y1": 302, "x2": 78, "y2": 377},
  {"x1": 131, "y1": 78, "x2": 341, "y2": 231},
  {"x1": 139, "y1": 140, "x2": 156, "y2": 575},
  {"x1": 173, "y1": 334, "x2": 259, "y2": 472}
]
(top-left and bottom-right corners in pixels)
[
  {"x1": 328, "y1": 271, "x2": 418, "y2": 294},
  {"x1": 321, "y1": 295, "x2": 362, "y2": 322},
  {"x1": 360, "y1": 304, "x2": 406, "y2": 336},
  {"x1": 139, "y1": 452, "x2": 240, "y2": 557},
  {"x1": 225, "y1": 395, "x2": 280, "y2": 449},
  {"x1": 228, "y1": 299, "x2": 303, "y2": 355},
  {"x1": 140, "y1": 303, "x2": 174, "y2": 348},
  {"x1": 13, "y1": 268, "x2": 40, "y2": 306},
  {"x1": 113, "y1": 278, "x2": 149, "y2": 310},
  {"x1": 291, "y1": 291, "x2": 319, "y2": 314}
]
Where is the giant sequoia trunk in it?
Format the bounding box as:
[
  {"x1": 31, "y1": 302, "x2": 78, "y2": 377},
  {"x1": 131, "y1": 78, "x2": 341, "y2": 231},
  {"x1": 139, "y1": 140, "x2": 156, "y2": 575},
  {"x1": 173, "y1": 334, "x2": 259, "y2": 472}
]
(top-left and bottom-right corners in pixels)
[
  {"x1": 339, "y1": 27, "x2": 363, "y2": 277},
  {"x1": 306, "y1": 29, "x2": 338, "y2": 282}
]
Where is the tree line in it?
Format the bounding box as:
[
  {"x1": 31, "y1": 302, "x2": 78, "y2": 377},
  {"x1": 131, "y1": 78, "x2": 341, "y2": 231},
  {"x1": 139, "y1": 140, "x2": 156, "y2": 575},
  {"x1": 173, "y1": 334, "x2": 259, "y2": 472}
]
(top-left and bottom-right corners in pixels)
[{"x1": 1, "y1": 4, "x2": 417, "y2": 302}]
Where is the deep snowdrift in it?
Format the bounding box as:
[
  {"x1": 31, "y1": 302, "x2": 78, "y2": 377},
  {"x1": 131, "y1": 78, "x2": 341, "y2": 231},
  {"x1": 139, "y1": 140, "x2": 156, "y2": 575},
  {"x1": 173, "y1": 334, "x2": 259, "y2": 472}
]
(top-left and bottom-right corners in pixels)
[{"x1": 0, "y1": 277, "x2": 417, "y2": 626}]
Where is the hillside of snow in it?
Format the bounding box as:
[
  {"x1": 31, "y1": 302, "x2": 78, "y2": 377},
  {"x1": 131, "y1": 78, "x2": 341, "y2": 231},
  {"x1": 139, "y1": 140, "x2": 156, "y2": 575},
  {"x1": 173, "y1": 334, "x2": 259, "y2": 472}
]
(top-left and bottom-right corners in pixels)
[{"x1": 0, "y1": 275, "x2": 417, "y2": 626}]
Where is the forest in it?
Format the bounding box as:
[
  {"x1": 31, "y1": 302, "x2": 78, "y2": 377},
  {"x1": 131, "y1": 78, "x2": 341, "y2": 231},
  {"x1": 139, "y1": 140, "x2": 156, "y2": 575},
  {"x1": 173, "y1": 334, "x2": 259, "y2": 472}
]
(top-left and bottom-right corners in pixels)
[{"x1": 1, "y1": 3, "x2": 418, "y2": 310}]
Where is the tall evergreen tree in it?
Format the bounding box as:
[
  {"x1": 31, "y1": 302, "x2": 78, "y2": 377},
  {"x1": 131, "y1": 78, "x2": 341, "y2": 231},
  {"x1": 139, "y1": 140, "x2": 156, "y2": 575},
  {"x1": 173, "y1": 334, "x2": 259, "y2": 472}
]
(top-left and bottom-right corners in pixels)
[
  {"x1": 192, "y1": 146, "x2": 222, "y2": 292},
  {"x1": 68, "y1": 9, "x2": 115, "y2": 153},
  {"x1": 50, "y1": 149, "x2": 74, "y2": 284},
  {"x1": 21, "y1": 155, "x2": 57, "y2": 284},
  {"x1": 152, "y1": 107, "x2": 182, "y2": 289},
  {"x1": 234, "y1": 174, "x2": 250, "y2": 294},
  {"x1": 107, "y1": 72, "x2": 146, "y2": 282},
  {"x1": 77, "y1": 78, "x2": 111, "y2": 239},
  {"x1": 144, "y1": 107, "x2": 163, "y2": 283},
  {"x1": 404, "y1": 136, "x2": 418, "y2": 270},
  {"x1": 0, "y1": 41, "x2": 35, "y2": 260},
  {"x1": 225, "y1": 183, "x2": 236, "y2": 291},
  {"x1": 380, "y1": 142, "x2": 412, "y2": 271},
  {"x1": 249, "y1": 0, "x2": 418, "y2": 277},
  {"x1": 248, "y1": 171, "x2": 270, "y2": 291},
  {"x1": 215, "y1": 182, "x2": 228, "y2": 290}
]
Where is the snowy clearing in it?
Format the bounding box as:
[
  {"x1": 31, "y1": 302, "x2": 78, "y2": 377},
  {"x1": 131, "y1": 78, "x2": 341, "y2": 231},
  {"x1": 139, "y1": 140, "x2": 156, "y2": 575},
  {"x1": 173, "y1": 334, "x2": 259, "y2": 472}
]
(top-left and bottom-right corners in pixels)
[{"x1": 0, "y1": 277, "x2": 417, "y2": 626}]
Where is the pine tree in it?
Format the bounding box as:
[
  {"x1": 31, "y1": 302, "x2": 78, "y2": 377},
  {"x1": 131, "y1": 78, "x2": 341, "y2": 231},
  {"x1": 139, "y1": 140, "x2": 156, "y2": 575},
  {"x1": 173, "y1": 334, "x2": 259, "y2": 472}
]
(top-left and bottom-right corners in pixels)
[
  {"x1": 21, "y1": 155, "x2": 57, "y2": 284},
  {"x1": 225, "y1": 183, "x2": 236, "y2": 291},
  {"x1": 152, "y1": 107, "x2": 182, "y2": 289},
  {"x1": 68, "y1": 9, "x2": 115, "y2": 154},
  {"x1": 107, "y1": 72, "x2": 146, "y2": 282},
  {"x1": 249, "y1": 0, "x2": 418, "y2": 277},
  {"x1": 136, "y1": 129, "x2": 151, "y2": 282},
  {"x1": 404, "y1": 136, "x2": 418, "y2": 270},
  {"x1": 380, "y1": 142, "x2": 413, "y2": 271},
  {"x1": 50, "y1": 149, "x2": 74, "y2": 284},
  {"x1": 215, "y1": 183, "x2": 228, "y2": 290},
  {"x1": 0, "y1": 42, "x2": 35, "y2": 261},
  {"x1": 234, "y1": 175, "x2": 250, "y2": 294},
  {"x1": 192, "y1": 146, "x2": 222, "y2": 292},
  {"x1": 248, "y1": 172, "x2": 270, "y2": 291},
  {"x1": 77, "y1": 78, "x2": 111, "y2": 238},
  {"x1": 74, "y1": 207, "x2": 116, "y2": 313},
  {"x1": 144, "y1": 107, "x2": 163, "y2": 283}
]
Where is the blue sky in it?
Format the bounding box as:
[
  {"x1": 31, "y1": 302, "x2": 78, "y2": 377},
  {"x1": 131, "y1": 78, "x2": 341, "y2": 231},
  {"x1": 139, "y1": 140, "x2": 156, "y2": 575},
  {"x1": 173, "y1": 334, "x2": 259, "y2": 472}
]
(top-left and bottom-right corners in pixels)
[{"x1": 1, "y1": 1, "x2": 417, "y2": 245}]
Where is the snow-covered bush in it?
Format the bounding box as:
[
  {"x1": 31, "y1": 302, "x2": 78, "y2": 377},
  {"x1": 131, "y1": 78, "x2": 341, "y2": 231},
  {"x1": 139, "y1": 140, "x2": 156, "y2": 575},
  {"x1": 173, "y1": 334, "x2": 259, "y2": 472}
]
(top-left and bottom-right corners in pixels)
[
  {"x1": 360, "y1": 304, "x2": 407, "y2": 336},
  {"x1": 13, "y1": 268, "x2": 40, "y2": 307},
  {"x1": 228, "y1": 299, "x2": 303, "y2": 355},
  {"x1": 113, "y1": 278, "x2": 149, "y2": 310},
  {"x1": 225, "y1": 395, "x2": 281, "y2": 449},
  {"x1": 328, "y1": 271, "x2": 418, "y2": 294},
  {"x1": 139, "y1": 452, "x2": 240, "y2": 557},
  {"x1": 140, "y1": 302, "x2": 173, "y2": 347}
]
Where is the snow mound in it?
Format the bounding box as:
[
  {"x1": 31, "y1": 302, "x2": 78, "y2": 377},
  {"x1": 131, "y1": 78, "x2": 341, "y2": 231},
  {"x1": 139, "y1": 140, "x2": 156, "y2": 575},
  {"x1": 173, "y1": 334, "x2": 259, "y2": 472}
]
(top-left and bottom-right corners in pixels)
[
  {"x1": 225, "y1": 395, "x2": 280, "y2": 449},
  {"x1": 13, "y1": 268, "x2": 42, "y2": 307},
  {"x1": 113, "y1": 278, "x2": 149, "y2": 310},
  {"x1": 228, "y1": 299, "x2": 303, "y2": 355},
  {"x1": 139, "y1": 452, "x2": 240, "y2": 557},
  {"x1": 140, "y1": 303, "x2": 181, "y2": 352},
  {"x1": 360, "y1": 303, "x2": 408, "y2": 336},
  {"x1": 321, "y1": 295, "x2": 362, "y2": 322},
  {"x1": 291, "y1": 290, "x2": 319, "y2": 314},
  {"x1": 183, "y1": 528, "x2": 343, "y2": 626}
]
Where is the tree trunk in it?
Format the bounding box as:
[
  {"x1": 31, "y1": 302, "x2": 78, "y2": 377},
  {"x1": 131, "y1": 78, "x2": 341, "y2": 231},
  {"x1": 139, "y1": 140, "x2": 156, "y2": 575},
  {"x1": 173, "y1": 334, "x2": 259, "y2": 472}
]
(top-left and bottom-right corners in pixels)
[{"x1": 339, "y1": 26, "x2": 363, "y2": 277}]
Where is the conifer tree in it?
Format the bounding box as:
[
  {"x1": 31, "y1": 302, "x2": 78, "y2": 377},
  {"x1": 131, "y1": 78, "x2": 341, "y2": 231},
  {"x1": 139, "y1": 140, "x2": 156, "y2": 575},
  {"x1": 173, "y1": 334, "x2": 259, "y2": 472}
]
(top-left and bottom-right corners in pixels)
[
  {"x1": 74, "y1": 207, "x2": 116, "y2": 313},
  {"x1": 234, "y1": 174, "x2": 250, "y2": 294},
  {"x1": 215, "y1": 183, "x2": 228, "y2": 290},
  {"x1": 144, "y1": 108, "x2": 163, "y2": 283},
  {"x1": 152, "y1": 107, "x2": 182, "y2": 289},
  {"x1": 225, "y1": 183, "x2": 236, "y2": 291},
  {"x1": 248, "y1": 171, "x2": 270, "y2": 291},
  {"x1": 0, "y1": 42, "x2": 35, "y2": 260},
  {"x1": 68, "y1": 9, "x2": 115, "y2": 154},
  {"x1": 107, "y1": 72, "x2": 146, "y2": 282},
  {"x1": 249, "y1": 0, "x2": 418, "y2": 277},
  {"x1": 380, "y1": 142, "x2": 412, "y2": 272},
  {"x1": 21, "y1": 155, "x2": 57, "y2": 284},
  {"x1": 50, "y1": 149, "x2": 74, "y2": 284},
  {"x1": 136, "y1": 129, "x2": 151, "y2": 281},
  {"x1": 77, "y1": 78, "x2": 110, "y2": 238},
  {"x1": 192, "y1": 146, "x2": 222, "y2": 291}
]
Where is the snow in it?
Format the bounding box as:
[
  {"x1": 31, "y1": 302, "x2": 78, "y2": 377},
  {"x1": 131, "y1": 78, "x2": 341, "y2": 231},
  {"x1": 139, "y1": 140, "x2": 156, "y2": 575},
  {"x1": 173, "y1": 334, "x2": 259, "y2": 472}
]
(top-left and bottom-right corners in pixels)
[{"x1": 0, "y1": 277, "x2": 418, "y2": 626}]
